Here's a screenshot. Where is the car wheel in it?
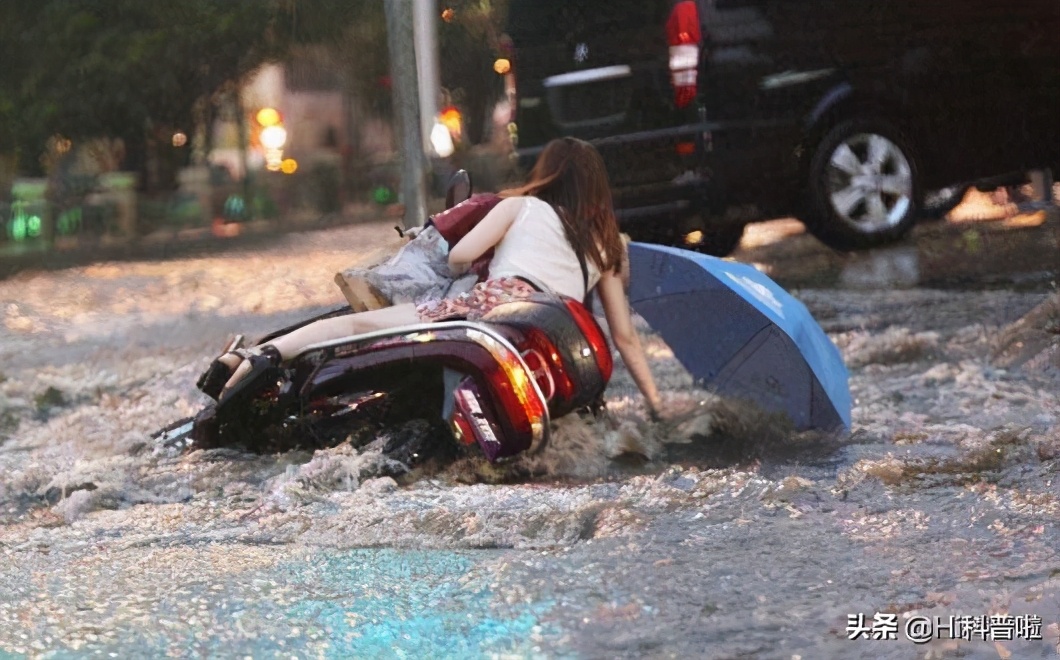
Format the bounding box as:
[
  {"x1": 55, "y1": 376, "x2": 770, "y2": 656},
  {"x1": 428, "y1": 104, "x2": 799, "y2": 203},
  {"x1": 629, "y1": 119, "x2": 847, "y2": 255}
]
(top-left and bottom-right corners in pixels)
[
  {"x1": 805, "y1": 118, "x2": 921, "y2": 251},
  {"x1": 920, "y1": 185, "x2": 969, "y2": 221}
]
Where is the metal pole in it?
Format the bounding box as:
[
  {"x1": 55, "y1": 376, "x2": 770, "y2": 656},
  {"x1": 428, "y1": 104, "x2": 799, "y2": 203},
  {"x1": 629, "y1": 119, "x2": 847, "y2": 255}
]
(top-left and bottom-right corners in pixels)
[
  {"x1": 384, "y1": 0, "x2": 428, "y2": 229},
  {"x1": 235, "y1": 91, "x2": 253, "y2": 222},
  {"x1": 413, "y1": 0, "x2": 440, "y2": 154}
]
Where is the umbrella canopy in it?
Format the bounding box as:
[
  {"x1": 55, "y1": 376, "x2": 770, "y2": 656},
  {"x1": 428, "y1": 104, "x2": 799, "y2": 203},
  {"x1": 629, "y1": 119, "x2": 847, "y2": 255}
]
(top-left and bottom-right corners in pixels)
[{"x1": 626, "y1": 242, "x2": 851, "y2": 432}]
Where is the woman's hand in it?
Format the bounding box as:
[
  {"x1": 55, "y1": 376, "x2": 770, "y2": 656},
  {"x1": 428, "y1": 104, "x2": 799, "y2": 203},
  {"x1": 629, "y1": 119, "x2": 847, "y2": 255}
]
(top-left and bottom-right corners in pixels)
[
  {"x1": 448, "y1": 259, "x2": 471, "y2": 277},
  {"x1": 646, "y1": 403, "x2": 662, "y2": 423},
  {"x1": 644, "y1": 388, "x2": 666, "y2": 423}
]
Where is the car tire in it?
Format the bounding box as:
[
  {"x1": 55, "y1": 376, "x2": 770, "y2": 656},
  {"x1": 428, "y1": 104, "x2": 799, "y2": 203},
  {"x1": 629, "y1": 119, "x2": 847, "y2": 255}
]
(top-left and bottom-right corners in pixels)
[{"x1": 805, "y1": 118, "x2": 921, "y2": 251}]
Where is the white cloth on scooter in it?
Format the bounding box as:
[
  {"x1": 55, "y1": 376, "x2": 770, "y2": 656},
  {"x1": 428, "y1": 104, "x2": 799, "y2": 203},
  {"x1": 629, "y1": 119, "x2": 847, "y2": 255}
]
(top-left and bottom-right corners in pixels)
[{"x1": 358, "y1": 225, "x2": 477, "y2": 305}]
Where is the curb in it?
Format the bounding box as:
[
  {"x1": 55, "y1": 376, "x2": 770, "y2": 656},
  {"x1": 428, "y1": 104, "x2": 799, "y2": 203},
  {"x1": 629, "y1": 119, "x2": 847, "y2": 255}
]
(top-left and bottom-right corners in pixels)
[{"x1": 0, "y1": 209, "x2": 413, "y2": 280}]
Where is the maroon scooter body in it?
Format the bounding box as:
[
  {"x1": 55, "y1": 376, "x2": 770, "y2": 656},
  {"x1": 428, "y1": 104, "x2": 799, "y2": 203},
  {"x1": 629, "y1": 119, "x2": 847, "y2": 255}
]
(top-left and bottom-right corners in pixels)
[{"x1": 286, "y1": 292, "x2": 613, "y2": 461}]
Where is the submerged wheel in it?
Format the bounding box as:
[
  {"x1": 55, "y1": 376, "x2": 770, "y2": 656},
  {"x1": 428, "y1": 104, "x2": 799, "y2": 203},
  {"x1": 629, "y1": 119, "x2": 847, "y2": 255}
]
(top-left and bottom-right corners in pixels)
[{"x1": 805, "y1": 118, "x2": 921, "y2": 251}]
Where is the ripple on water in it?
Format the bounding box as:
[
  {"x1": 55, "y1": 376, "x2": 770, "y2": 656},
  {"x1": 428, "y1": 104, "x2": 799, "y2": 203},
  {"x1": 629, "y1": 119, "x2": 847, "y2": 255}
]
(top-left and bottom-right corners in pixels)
[{"x1": 96, "y1": 548, "x2": 551, "y2": 658}]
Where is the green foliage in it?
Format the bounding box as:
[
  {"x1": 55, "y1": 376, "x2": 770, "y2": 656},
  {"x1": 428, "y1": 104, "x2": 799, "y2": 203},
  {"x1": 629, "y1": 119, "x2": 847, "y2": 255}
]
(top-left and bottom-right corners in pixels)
[
  {"x1": 0, "y1": 0, "x2": 520, "y2": 177},
  {"x1": 328, "y1": 0, "x2": 513, "y2": 136},
  {"x1": 0, "y1": 0, "x2": 362, "y2": 176},
  {"x1": 330, "y1": 1, "x2": 391, "y2": 117}
]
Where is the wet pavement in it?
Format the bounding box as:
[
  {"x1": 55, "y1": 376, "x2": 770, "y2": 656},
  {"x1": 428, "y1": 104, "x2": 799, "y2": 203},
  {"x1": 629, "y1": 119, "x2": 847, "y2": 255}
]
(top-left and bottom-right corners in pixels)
[
  {"x1": 736, "y1": 190, "x2": 1059, "y2": 293},
  {"x1": 0, "y1": 195, "x2": 1058, "y2": 658}
]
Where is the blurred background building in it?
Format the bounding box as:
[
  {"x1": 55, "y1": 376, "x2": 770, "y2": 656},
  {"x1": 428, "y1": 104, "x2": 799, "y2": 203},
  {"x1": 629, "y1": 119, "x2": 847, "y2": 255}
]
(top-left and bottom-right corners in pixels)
[{"x1": 0, "y1": 0, "x2": 516, "y2": 255}]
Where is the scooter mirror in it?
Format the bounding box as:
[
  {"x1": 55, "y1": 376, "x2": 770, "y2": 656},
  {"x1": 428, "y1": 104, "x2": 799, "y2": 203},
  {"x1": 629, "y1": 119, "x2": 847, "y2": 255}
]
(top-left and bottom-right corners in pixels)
[{"x1": 445, "y1": 169, "x2": 473, "y2": 209}]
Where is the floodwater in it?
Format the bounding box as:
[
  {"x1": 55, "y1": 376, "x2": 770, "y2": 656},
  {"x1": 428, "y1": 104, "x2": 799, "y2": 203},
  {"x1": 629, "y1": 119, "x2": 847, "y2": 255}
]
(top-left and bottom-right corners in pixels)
[
  {"x1": 739, "y1": 188, "x2": 1060, "y2": 293},
  {"x1": 0, "y1": 197, "x2": 1057, "y2": 658}
]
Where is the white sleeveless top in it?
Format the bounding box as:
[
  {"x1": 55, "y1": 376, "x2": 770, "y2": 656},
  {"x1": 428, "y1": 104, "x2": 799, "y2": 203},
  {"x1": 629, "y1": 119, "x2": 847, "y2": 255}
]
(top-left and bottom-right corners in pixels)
[{"x1": 488, "y1": 196, "x2": 600, "y2": 300}]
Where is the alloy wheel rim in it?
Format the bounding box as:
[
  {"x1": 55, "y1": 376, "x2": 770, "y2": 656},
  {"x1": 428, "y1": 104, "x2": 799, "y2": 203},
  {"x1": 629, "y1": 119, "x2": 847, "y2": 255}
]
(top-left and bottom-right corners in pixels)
[{"x1": 825, "y1": 133, "x2": 913, "y2": 232}]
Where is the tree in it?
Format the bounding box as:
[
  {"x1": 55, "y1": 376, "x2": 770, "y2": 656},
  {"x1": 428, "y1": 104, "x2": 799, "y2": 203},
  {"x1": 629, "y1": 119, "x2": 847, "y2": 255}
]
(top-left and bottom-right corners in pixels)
[
  {"x1": 0, "y1": 0, "x2": 360, "y2": 190},
  {"x1": 437, "y1": 0, "x2": 510, "y2": 145},
  {"x1": 332, "y1": 1, "x2": 393, "y2": 121},
  {"x1": 327, "y1": 0, "x2": 513, "y2": 146}
]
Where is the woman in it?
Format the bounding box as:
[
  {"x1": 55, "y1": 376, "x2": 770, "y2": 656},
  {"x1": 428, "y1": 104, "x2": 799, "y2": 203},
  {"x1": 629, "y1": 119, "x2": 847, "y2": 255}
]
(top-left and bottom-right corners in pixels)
[{"x1": 208, "y1": 137, "x2": 662, "y2": 419}]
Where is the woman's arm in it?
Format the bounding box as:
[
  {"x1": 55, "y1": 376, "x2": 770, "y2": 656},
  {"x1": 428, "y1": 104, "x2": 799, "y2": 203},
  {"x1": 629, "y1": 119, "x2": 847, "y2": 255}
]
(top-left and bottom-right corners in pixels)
[
  {"x1": 618, "y1": 233, "x2": 631, "y2": 291},
  {"x1": 447, "y1": 196, "x2": 524, "y2": 275},
  {"x1": 596, "y1": 269, "x2": 662, "y2": 418}
]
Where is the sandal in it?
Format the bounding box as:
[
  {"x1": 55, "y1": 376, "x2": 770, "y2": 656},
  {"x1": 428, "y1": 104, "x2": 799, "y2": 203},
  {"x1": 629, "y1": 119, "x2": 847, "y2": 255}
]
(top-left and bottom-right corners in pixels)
[
  {"x1": 196, "y1": 335, "x2": 246, "y2": 400},
  {"x1": 216, "y1": 345, "x2": 283, "y2": 410}
]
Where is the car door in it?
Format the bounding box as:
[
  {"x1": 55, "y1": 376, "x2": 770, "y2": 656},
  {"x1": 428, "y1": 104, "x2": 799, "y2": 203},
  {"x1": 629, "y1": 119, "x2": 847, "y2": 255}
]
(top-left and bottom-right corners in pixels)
[
  {"x1": 890, "y1": 0, "x2": 1060, "y2": 186},
  {"x1": 696, "y1": 0, "x2": 855, "y2": 211},
  {"x1": 507, "y1": 0, "x2": 669, "y2": 137},
  {"x1": 506, "y1": 1, "x2": 675, "y2": 184}
]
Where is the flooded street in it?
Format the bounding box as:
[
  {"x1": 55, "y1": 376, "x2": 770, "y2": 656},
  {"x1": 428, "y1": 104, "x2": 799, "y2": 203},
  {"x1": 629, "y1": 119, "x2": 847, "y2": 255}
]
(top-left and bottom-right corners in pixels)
[{"x1": 0, "y1": 198, "x2": 1057, "y2": 658}]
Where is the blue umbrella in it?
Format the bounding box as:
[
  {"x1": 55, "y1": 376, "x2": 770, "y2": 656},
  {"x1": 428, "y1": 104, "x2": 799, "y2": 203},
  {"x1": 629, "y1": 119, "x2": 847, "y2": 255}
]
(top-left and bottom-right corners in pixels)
[{"x1": 626, "y1": 242, "x2": 851, "y2": 432}]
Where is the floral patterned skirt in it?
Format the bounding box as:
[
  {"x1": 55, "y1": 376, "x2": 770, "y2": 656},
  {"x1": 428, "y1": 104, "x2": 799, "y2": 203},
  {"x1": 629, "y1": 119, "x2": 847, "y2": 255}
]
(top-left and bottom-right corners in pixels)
[{"x1": 415, "y1": 277, "x2": 537, "y2": 323}]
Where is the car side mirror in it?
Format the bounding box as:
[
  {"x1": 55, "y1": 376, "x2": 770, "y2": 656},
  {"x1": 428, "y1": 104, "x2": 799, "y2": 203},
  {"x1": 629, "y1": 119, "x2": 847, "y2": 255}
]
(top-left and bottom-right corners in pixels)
[{"x1": 445, "y1": 169, "x2": 472, "y2": 210}]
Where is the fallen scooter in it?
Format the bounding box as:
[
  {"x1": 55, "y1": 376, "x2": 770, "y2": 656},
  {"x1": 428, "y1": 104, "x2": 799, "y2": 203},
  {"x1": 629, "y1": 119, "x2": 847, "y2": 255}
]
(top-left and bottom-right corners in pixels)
[{"x1": 153, "y1": 173, "x2": 614, "y2": 465}]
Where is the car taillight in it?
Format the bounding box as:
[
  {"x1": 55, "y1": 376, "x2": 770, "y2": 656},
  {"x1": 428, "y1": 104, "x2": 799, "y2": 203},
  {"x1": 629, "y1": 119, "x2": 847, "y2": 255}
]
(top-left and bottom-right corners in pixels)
[
  {"x1": 667, "y1": 0, "x2": 702, "y2": 109},
  {"x1": 563, "y1": 300, "x2": 614, "y2": 382}
]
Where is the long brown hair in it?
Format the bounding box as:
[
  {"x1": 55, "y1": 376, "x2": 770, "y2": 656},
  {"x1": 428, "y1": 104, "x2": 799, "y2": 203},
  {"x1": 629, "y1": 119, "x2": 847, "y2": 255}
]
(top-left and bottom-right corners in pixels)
[{"x1": 501, "y1": 137, "x2": 623, "y2": 275}]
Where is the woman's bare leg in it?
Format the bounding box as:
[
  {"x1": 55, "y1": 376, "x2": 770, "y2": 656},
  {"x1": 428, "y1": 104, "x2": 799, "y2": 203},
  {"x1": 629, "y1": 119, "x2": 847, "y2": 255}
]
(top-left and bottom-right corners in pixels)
[
  {"x1": 221, "y1": 303, "x2": 421, "y2": 394},
  {"x1": 268, "y1": 303, "x2": 420, "y2": 357}
]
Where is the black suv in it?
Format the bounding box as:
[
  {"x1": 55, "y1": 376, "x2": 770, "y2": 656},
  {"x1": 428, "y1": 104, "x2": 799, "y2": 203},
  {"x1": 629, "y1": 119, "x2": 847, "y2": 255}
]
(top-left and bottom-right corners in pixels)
[{"x1": 505, "y1": 0, "x2": 1060, "y2": 254}]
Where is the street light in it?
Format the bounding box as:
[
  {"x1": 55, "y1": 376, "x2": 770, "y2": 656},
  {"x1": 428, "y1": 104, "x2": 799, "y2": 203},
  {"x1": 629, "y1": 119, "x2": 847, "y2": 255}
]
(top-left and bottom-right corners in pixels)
[
  {"x1": 430, "y1": 122, "x2": 455, "y2": 158},
  {"x1": 254, "y1": 108, "x2": 287, "y2": 170},
  {"x1": 260, "y1": 125, "x2": 287, "y2": 150},
  {"x1": 256, "y1": 107, "x2": 282, "y2": 127}
]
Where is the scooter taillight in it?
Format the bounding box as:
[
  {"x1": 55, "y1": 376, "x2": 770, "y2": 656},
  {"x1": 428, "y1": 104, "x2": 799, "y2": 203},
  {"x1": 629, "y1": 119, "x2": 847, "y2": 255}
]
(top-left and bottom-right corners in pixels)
[
  {"x1": 452, "y1": 349, "x2": 549, "y2": 462},
  {"x1": 450, "y1": 409, "x2": 478, "y2": 446},
  {"x1": 480, "y1": 337, "x2": 548, "y2": 439},
  {"x1": 563, "y1": 300, "x2": 614, "y2": 382},
  {"x1": 519, "y1": 345, "x2": 557, "y2": 401},
  {"x1": 666, "y1": 0, "x2": 702, "y2": 109},
  {"x1": 520, "y1": 328, "x2": 574, "y2": 403}
]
